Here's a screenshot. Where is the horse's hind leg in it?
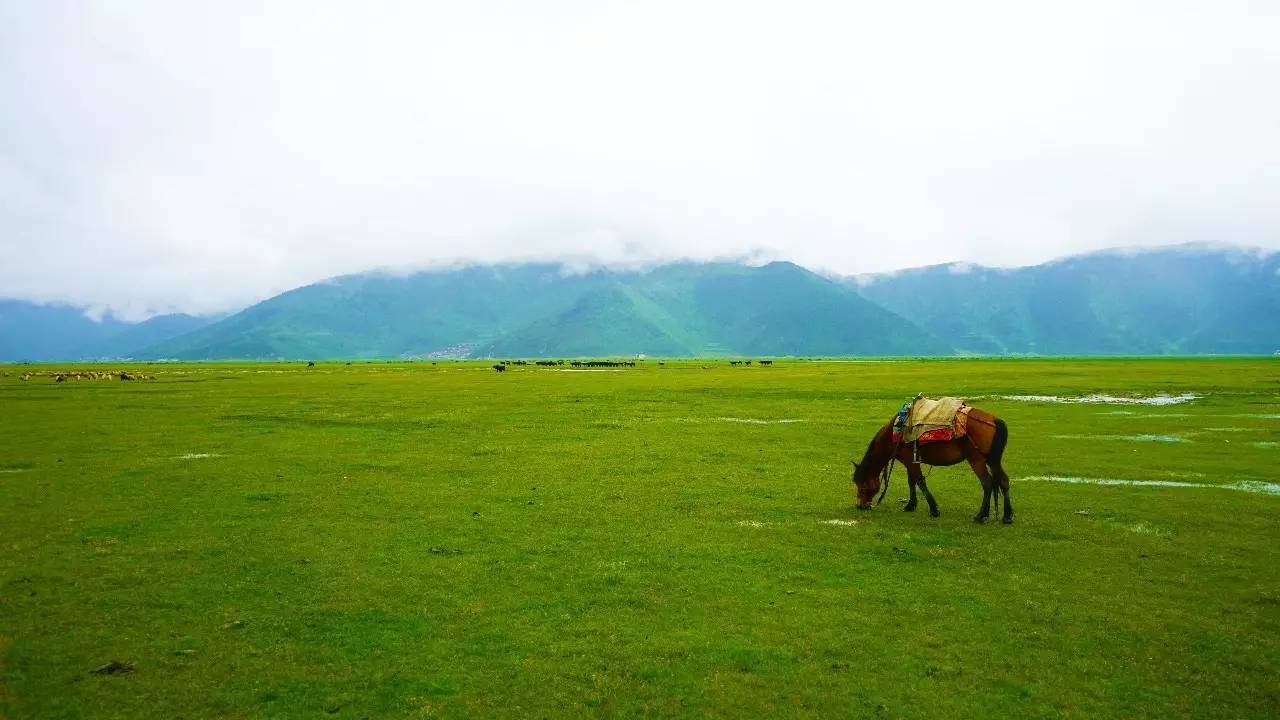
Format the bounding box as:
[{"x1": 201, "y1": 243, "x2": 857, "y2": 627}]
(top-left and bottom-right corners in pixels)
[
  {"x1": 965, "y1": 447, "x2": 994, "y2": 523},
  {"x1": 908, "y1": 462, "x2": 939, "y2": 517},
  {"x1": 993, "y1": 464, "x2": 1013, "y2": 524}
]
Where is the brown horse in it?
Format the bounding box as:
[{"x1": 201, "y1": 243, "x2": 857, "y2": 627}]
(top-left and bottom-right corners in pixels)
[{"x1": 850, "y1": 405, "x2": 1012, "y2": 523}]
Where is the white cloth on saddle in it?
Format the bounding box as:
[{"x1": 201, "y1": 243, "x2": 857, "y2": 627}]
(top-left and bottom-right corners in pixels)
[{"x1": 904, "y1": 396, "x2": 966, "y2": 443}]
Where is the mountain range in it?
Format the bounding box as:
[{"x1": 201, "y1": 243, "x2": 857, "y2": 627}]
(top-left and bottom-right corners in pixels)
[
  {"x1": 2, "y1": 244, "x2": 1276, "y2": 360},
  {"x1": 852, "y1": 244, "x2": 1280, "y2": 355}
]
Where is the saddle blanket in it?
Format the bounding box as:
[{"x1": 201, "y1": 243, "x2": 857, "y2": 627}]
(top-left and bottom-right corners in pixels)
[{"x1": 892, "y1": 395, "x2": 971, "y2": 445}]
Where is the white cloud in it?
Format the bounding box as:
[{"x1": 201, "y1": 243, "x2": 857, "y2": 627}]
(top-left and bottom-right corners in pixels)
[{"x1": 1, "y1": 0, "x2": 1278, "y2": 319}]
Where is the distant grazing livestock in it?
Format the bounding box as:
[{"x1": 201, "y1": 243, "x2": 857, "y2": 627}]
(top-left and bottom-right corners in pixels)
[
  {"x1": 729, "y1": 361, "x2": 741, "y2": 366},
  {"x1": 492, "y1": 364, "x2": 506, "y2": 372},
  {"x1": 760, "y1": 360, "x2": 773, "y2": 366}
]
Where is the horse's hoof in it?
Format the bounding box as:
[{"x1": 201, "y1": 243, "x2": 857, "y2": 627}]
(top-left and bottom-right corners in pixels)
[
  {"x1": 903, "y1": 504, "x2": 917, "y2": 513},
  {"x1": 973, "y1": 515, "x2": 987, "y2": 524},
  {"x1": 929, "y1": 509, "x2": 940, "y2": 518},
  {"x1": 1002, "y1": 516, "x2": 1014, "y2": 525}
]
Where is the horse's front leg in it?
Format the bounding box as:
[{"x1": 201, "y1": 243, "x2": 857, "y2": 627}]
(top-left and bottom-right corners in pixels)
[
  {"x1": 911, "y1": 464, "x2": 940, "y2": 517},
  {"x1": 905, "y1": 462, "x2": 939, "y2": 516},
  {"x1": 904, "y1": 471, "x2": 918, "y2": 512}
]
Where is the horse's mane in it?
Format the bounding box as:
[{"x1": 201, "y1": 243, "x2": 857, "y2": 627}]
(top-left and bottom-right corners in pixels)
[{"x1": 855, "y1": 421, "x2": 891, "y2": 480}]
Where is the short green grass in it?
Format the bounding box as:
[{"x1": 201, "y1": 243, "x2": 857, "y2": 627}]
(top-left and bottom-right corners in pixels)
[{"x1": 1, "y1": 358, "x2": 1277, "y2": 718}]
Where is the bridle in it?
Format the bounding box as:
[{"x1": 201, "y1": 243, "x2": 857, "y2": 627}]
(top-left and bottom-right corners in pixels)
[{"x1": 852, "y1": 452, "x2": 895, "y2": 507}]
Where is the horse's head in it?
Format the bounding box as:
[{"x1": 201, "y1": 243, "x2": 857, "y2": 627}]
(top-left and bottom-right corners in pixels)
[{"x1": 850, "y1": 460, "x2": 880, "y2": 510}]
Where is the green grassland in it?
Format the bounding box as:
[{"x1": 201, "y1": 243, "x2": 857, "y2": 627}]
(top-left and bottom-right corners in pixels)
[{"x1": 1, "y1": 358, "x2": 1277, "y2": 718}]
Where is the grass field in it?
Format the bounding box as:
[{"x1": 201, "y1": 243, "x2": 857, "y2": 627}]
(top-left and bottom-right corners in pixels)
[{"x1": 1, "y1": 358, "x2": 1277, "y2": 718}]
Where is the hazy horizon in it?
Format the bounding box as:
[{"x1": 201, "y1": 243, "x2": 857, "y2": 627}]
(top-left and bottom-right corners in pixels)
[{"x1": 3, "y1": 1, "x2": 1279, "y2": 320}]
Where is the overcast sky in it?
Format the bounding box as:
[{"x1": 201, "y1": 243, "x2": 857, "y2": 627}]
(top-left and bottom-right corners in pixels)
[{"x1": 2, "y1": 1, "x2": 1278, "y2": 319}]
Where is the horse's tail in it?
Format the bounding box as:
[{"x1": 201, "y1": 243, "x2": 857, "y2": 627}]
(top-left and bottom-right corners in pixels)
[{"x1": 988, "y1": 418, "x2": 1009, "y2": 472}]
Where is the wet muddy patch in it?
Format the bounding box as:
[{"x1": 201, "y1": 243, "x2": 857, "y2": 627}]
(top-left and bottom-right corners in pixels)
[
  {"x1": 1000, "y1": 393, "x2": 1201, "y2": 406},
  {"x1": 1022, "y1": 475, "x2": 1280, "y2": 495},
  {"x1": 1051, "y1": 434, "x2": 1189, "y2": 443}
]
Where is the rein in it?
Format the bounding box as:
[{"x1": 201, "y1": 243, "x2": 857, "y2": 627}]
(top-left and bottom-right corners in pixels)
[{"x1": 876, "y1": 440, "x2": 901, "y2": 506}]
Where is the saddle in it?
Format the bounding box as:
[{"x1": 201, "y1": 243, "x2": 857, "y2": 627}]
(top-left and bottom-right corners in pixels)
[{"x1": 891, "y1": 394, "x2": 971, "y2": 445}]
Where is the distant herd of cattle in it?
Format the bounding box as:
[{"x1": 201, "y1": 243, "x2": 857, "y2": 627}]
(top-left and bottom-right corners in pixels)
[
  {"x1": 9, "y1": 370, "x2": 154, "y2": 382},
  {"x1": 491, "y1": 359, "x2": 774, "y2": 372}
]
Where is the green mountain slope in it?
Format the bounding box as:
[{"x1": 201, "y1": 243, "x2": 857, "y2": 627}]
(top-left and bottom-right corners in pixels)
[
  {"x1": 482, "y1": 283, "x2": 700, "y2": 357},
  {"x1": 143, "y1": 261, "x2": 946, "y2": 359},
  {"x1": 852, "y1": 245, "x2": 1280, "y2": 354},
  {"x1": 141, "y1": 265, "x2": 613, "y2": 359},
  {"x1": 0, "y1": 301, "x2": 212, "y2": 361}
]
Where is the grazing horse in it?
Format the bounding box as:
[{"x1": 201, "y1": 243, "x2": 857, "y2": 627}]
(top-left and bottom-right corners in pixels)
[{"x1": 850, "y1": 406, "x2": 1012, "y2": 523}]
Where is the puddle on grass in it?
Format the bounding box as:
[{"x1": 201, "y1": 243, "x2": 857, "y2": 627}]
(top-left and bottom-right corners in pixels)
[
  {"x1": 1116, "y1": 520, "x2": 1172, "y2": 537},
  {"x1": 1234, "y1": 481, "x2": 1280, "y2": 494},
  {"x1": 175, "y1": 453, "x2": 223, "y2": 460},
  {"x1": 1022, "y1": 475, "x2": 1280, "y2": 495},
  {"x1": 1051, "y1": 434, "x2": 1189, "y2": 443},
  {"x1": 1001, "y1": 393, "x2": 1201, "y2": 406},
  {"x1": 716, "y1": 417, "x2": 805, "y2": 425}
]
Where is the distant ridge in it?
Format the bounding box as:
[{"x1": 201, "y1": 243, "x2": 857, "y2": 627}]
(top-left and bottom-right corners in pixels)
[
  {"x1": 138, "y1": 261, "x2": 947, "y2": 359},
  {"x1": 0, "y1": 301, "x2": 212, "y2": 362},
  {"x1": 851, "y1": 244, "x2": 1280, "y2": 354},
  {"x1": 3, "y1": 244, "x2": 1277, "y2": 360}
]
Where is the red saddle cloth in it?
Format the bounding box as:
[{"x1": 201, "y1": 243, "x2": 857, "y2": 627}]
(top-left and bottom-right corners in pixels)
[{"x1": 915, "y1": 427, "x2": 955, "y2": 444}]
